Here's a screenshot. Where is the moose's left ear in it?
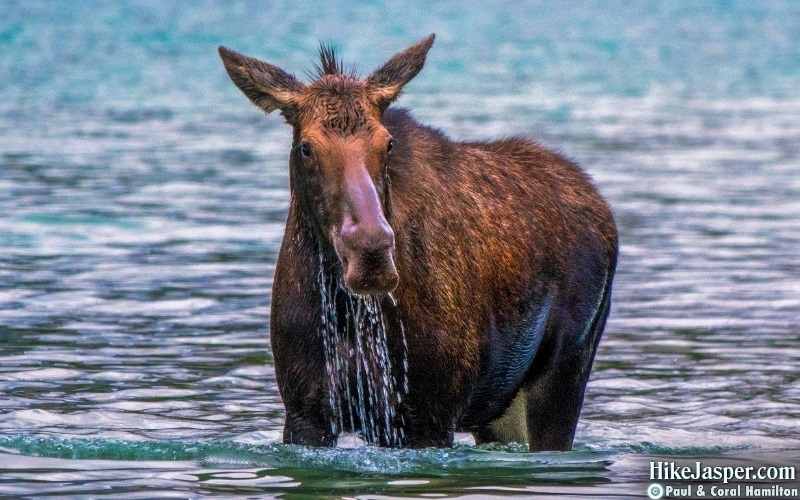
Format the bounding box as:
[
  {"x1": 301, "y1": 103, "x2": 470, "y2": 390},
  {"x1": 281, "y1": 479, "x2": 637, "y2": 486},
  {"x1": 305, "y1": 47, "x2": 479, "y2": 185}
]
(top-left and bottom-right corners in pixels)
[{"x1": 366, "y1": 34, "x2": 435, "y2": 110}]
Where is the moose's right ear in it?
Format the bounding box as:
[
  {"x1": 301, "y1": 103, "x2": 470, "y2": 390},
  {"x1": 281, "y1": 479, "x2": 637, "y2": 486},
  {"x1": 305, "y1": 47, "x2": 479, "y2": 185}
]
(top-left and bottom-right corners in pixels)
[{"x1": 218, "y1": 46, "x2": 304, "y2": 122}]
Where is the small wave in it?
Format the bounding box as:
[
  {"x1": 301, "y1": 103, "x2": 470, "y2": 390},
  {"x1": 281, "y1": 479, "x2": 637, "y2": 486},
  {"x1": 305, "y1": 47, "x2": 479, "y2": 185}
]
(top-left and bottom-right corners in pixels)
[
  {"x1": 0, "y1": 435, "x2": 224, "y2": 462},
  {"x1": 0, "y1": 435, "x2": 614, "y2": 478},
  {"x1": 576, "y1": 440, "x2": 742, "y2": 456}
]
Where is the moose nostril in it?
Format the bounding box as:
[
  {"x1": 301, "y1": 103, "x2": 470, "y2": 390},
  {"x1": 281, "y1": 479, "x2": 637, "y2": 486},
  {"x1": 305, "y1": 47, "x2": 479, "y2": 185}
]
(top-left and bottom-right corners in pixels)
[
  {"x1": 341, "y1": 220, "x2": 394, "y2": 253},
  {"x1": 373, "y1": 224, "x2": 395, "y2": 251}
]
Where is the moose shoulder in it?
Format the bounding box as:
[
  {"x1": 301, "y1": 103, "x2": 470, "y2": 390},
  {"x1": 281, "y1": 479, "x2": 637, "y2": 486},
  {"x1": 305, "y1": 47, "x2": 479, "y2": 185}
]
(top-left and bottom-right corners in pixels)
[{"x1": 219, "y1": 34, "x2": 618, "y2": 451}]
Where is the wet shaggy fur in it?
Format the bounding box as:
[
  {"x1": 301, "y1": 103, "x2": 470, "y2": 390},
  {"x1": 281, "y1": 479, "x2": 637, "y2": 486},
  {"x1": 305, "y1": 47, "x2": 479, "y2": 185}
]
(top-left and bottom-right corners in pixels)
[{"x1": 219, "y1": 35, "x2": 618, "y2": 450}]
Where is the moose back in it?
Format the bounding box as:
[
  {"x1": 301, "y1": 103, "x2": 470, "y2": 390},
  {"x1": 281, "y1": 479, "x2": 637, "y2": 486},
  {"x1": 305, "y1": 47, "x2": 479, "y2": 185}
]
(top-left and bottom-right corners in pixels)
[{"x1": 219, "y1": 35, "x2": 618, "y2": 451}]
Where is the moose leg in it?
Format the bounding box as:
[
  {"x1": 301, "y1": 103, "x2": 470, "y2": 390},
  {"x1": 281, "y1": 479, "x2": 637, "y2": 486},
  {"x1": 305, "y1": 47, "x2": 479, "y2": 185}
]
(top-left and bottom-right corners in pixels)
[
  {"x1": 523, "y1": 361, "x2": 588, "y2": 451},
  {"x1": 402, "y1": 413, "x2": 456, "y2": 449},
  {"x1": 524, "y1": 285, "x2": 611, "y2": 451},
  {"x1": 283, "y1": 406, "x2": 336, "y2": 447},
  {"x1": 280, "y1": 369, "x2": 338, "y2": 447},
  {"x1": 274, "y1": 342, "x2": 338, "y2": 446}
]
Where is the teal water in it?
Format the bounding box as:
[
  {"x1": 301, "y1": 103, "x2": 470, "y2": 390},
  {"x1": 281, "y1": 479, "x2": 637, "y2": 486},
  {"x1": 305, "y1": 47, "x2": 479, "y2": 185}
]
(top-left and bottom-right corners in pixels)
[{"x1": 2, "y1": 0, "x2": 799, "y2": 497}]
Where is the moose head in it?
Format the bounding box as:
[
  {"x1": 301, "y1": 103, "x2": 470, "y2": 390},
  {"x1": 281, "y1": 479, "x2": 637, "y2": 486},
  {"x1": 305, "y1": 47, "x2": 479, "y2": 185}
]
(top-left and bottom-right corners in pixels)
[{"x1": 219, "y1": 35, "x2": 435, "y2": 295}]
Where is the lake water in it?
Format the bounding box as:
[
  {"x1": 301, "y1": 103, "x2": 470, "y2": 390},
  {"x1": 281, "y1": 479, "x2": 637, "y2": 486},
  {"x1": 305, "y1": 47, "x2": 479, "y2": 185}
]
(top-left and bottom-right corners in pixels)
[{"x1": 1, "y1": 1, "x2": 799, "y2": 497}]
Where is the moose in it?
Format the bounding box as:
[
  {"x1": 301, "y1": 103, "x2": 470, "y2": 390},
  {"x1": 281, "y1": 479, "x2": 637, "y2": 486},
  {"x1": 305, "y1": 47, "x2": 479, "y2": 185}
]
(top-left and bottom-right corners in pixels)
[{"x1": 219, "y1": 34, "x2": 617, "y2": 451}]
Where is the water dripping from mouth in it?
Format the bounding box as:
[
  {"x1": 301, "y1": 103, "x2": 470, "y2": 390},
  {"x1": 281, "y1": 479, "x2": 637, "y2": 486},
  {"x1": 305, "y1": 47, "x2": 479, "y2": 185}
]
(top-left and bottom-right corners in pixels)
[{"x1": 318, "y1": 251, "x2": 408, "y2": 447}]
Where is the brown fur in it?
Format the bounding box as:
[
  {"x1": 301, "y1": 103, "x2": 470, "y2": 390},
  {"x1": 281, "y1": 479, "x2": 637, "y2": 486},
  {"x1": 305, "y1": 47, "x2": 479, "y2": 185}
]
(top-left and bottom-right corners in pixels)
[{"x1": 219, "y1": 35, "x2": 617, "y2": 450}]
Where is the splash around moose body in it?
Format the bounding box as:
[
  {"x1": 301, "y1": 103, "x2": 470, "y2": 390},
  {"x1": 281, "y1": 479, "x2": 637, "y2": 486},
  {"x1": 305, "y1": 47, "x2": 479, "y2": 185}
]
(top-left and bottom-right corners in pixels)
[{"x1": 218, "y1": 35, "x2": 618, "y2": 451}]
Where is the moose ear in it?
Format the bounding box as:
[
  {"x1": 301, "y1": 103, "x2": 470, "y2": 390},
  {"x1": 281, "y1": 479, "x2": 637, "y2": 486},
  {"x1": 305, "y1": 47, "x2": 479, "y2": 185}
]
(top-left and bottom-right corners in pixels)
[
  {"x1": 218, "y1": 46, "x2": 304, "y2": 122},
  {"x1": 366, "y1": 34, "x2": 435, "y2": 110}
]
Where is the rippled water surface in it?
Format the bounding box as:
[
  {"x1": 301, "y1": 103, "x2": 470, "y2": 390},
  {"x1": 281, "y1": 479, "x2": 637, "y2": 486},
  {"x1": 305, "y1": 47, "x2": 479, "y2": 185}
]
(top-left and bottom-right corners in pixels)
[{"x1": 1, "y1": 1, "x2": 799, "y2": 497}]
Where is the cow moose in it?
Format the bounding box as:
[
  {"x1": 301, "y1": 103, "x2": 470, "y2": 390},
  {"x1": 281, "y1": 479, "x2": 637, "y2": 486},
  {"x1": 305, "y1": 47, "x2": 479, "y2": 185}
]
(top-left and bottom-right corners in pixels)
[{"x1": 218, "y1": 34, "x2": 618, "y2": 451}]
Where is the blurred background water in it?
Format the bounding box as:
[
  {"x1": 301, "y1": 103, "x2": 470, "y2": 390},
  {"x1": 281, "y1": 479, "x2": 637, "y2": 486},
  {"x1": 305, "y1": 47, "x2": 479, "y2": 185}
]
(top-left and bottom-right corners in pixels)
[{"x1": 1, "y1": 0, "x2": 799, "y2": 497}]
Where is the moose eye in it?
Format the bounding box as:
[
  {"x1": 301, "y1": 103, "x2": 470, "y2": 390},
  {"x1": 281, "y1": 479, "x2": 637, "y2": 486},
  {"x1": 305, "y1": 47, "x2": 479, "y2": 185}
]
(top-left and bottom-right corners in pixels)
[
  {"x1": 386, "y1": 139, "x2": 394, "y2": 154},
  {"x1": 300, "y1": 142, "x2": 311, "y2": 158}
]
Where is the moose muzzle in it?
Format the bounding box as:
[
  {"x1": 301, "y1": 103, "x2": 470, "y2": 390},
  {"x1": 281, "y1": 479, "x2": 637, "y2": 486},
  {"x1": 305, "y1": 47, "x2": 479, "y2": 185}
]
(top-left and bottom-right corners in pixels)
[{"x1": 336, "y1": 162, "x2": 399, "y2": 295}]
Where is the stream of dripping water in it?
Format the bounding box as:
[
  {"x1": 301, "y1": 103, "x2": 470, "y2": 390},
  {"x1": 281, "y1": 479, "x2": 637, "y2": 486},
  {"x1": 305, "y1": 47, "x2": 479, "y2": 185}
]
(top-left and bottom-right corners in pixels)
[{"x1": 318, "y1": 252, "x2": 408, "y2": 447}]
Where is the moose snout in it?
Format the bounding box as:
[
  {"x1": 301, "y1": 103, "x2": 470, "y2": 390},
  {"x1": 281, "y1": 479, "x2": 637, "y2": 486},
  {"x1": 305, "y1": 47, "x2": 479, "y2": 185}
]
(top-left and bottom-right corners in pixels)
[
  {"x1": 339, "y1": 217, "x2": 399, "y2": 295},
  {"x1": 341, "y1": 216, "x2": 395, "y2": 254}
]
